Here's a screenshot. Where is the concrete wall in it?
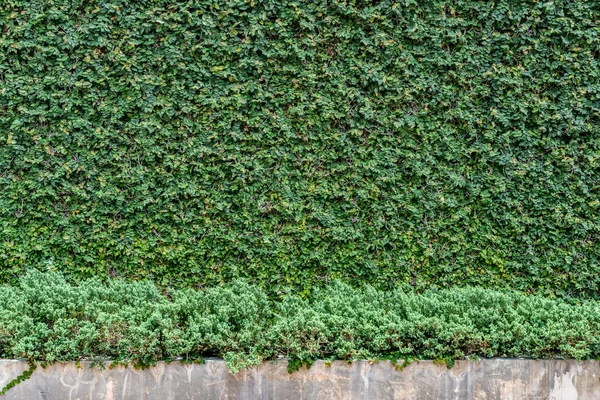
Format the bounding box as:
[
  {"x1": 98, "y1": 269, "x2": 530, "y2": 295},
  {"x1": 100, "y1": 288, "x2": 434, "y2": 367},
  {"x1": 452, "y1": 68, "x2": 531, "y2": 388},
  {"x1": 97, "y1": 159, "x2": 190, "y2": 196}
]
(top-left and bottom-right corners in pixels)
[{"x1": 1, "y1": 358, "x2": 599, "y2": 400}]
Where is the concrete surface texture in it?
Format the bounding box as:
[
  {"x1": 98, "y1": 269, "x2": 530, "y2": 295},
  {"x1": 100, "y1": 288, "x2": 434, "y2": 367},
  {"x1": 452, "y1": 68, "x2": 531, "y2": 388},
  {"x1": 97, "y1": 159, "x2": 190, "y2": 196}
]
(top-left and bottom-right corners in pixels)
[{"x1": 0, "y1": 358, "x2": 599, "y2": 400}]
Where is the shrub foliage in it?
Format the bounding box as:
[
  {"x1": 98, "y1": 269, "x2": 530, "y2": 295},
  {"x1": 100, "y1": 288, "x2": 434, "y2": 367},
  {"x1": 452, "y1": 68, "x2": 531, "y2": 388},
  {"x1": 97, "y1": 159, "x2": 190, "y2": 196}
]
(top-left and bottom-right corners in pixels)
[
  {"x1": 1, "y1": 271, "x2": 600, "y2": 372},
  {"x1": 1, "y1": 0, "x2": 599, "y2": 295}
]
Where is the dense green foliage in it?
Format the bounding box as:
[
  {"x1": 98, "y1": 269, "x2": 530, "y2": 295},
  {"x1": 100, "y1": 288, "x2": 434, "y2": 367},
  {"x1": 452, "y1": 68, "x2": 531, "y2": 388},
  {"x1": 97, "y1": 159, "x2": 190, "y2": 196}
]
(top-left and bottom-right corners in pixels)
[
  {"x1": 1, "y1": 0, "x2": 600, "y2": 296},
  {"x1": 1, "y1": 271, "x2": 600, "y2": 372}
]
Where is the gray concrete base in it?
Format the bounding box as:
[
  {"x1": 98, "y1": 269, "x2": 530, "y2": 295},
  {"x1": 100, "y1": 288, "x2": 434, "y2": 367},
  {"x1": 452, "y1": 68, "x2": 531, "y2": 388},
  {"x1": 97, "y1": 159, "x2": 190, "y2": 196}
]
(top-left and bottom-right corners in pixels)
[{"x1": 1, "y1": 358, "x2": 599, "y2": 399}]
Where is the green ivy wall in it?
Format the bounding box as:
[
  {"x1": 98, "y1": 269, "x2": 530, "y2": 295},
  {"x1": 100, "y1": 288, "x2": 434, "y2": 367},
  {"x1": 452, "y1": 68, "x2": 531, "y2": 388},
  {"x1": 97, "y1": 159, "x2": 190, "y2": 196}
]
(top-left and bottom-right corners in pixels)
[{"x1": 1, "y1": 0, "x2": 599, "y2": 296}]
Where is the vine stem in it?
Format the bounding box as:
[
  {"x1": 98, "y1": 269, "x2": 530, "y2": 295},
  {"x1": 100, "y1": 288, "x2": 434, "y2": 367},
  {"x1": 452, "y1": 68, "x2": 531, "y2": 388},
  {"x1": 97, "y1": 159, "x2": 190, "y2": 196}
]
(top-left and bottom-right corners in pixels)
[{"x1": 0, "y1": 360, "x2": 37, "y2": 396}]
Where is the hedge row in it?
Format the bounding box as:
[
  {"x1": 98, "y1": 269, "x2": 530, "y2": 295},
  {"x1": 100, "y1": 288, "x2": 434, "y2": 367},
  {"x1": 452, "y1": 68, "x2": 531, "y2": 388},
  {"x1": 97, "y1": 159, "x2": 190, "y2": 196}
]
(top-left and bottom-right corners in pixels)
[
  {"x1": 1, "y1": 271, "x2": 599, "y2": 373},
  {"x1": 1, "y1": 0, "x2": 600, "y2": 296}
]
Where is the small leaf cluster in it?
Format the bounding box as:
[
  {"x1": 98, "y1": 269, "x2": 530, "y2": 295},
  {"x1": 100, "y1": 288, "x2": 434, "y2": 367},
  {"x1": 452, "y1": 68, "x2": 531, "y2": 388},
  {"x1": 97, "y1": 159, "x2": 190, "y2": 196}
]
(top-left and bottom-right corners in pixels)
[
  {"x1": 1, "y1": 271, "x2": 599, "y2": 375},
  {"x1": 1, "y1": 0, "x2": 600, "y2": 296}
]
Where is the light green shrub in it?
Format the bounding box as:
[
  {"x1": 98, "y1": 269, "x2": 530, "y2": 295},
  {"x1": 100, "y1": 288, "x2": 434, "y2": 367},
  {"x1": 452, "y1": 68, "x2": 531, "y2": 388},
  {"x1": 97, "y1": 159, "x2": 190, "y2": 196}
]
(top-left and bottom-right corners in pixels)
[{"x1": 1, "y1": 271, "x2": 599, "y2": 373}]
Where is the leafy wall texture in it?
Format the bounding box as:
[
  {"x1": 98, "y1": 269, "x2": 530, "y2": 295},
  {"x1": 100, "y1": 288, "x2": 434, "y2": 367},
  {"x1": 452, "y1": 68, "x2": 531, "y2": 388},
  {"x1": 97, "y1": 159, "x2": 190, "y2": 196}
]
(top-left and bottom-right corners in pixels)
[{"x1": 1, "y1": 0, "x2": 599, "y2": 296}]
